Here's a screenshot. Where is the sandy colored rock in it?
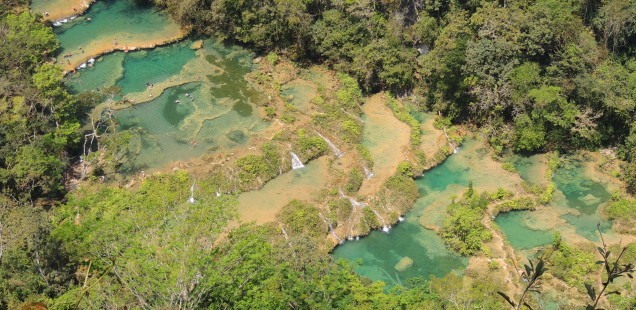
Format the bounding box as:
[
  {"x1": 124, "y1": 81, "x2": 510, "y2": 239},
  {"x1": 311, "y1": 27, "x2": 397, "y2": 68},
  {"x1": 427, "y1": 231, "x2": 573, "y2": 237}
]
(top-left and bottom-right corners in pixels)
[
  {"x1": 191, "y1": 40, "x2": 204, "y2": 50},
  {"x1": 394, "y1": 256, "x2": 414, "y2": 271}
]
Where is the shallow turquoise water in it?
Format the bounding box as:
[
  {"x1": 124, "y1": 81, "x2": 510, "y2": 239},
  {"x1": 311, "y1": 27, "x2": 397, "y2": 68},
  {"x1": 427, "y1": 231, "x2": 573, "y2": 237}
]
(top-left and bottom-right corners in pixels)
[
  {"x1": 66, "y1": 35, "x2": 267, "y2": 172},
  {"x1": 53, "y1": 0, "x2": 178, "y2": 58},
  {"x1": 116, "y1": 43, "x2": 196, "y2": 94},
  {"x1": 495, "y1": 211, "x2": 554, "y2": 250},
  {"x1": 113, "y1": 81, "x2": 266, "y2": 173},
  {"x1": 553, "y1": 157, "x2": 611, "y2": 241},
  {"x1": 500, "y1": 154, "x2": 612, "y2": 247},
  {"x1": 65, "y1": 52, "x2": 125, "y2": 93},
  {"x1": 332, "y1": 151, "x2": 470, "y2": 287}
]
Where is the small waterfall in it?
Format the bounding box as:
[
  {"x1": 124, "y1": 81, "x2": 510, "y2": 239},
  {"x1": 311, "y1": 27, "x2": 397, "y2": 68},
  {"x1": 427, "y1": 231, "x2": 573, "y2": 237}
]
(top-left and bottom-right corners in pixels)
[
  {"x1": 319, "y1": 213, "x2": 343, "y2": 243},
  {"x1": 370, "y1": 208, "x2": 391, "y2": 233},
  {"x1": 290, "y1": 152, "x2": 305, "y2": 170},
  {"x1": 442, "y1": 124, "x2": 458, "y2": 152},
  {"x1": 281, "y1": 226, "x2": 290, "y2": 240},
  {"x1": 343, "y1": 110, "x2": 364, "y2": 123},
  {"x1": 339, "y1": 189, "x2": 367, "y2": 208},
  {"x1": 188, "y1": 183, "x2": 196, "y2": 204},
  {"x1": 363, "y1": 166, "x2": 375, "y2": 179},
  {"x1": 398, "y1": 216, "x2": 405, "y2": 222},
  {"x1": 315, "y1": 131, "x2": 344, "y2": 157}
]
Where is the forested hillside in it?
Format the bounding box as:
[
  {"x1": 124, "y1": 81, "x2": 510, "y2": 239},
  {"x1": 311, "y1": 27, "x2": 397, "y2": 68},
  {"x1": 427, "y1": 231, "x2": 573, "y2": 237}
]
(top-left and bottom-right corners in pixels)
[
  {"x1": 154, "y1": 0, "x2": 636, "y2": 190},
  {"x1": 1, "y1": 0, "x2": 635, "y2": 309}
]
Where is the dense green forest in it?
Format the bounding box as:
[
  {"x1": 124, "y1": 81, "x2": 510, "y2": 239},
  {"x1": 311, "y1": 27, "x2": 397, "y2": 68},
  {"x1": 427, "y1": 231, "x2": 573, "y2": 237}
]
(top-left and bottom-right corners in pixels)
[{"x1": 1, "y1": 0, "x2": 635, "y2": 308}]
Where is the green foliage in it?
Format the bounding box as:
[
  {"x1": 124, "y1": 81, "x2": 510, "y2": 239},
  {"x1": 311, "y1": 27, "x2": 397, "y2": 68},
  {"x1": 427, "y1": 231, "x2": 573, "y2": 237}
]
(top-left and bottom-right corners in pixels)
[
  {"x1": 266, "y1": 51, "x2": 279, "y2": 65},
  {"x1": 604, "y1": 194, "x2": 636, "y2": 220},
  {"x1": 386, "y1": 96, "x2": 422, "y2": 148},
  {"x1": 538, "y1": 182, "x2": 556, "y2": 204},
  {"x1": 335, "y1": 73, "x2": 363, "y2": 111},
  {"x1": 0, "y1": 203, "x2": 74, "y2": 309},
  {"x1": 344, "y1": 167, "x2": 364, "y2": 193},
  {"x1": 235, "y1": 143, "x2": 281, "y2": 188},
  {"x1": 0, "y1": 12, "x2": 81, "y2": 201},
  {"x1": 329, "y1": 198, "x2": 353, "y2": 222},
  {"x1": 441, "y1": 191, "x2": 492, "y2": 256},
  {"x1": 51, "y1": 171, "x2": 238, "y2": 308},
  {"x1": 501, "y1": 162, "x2": 517, "y2": 173},
  {"x1": 498, "y1": 259, "x2": 548, "y2": 310},
  {"x1": 341, "y1": 119, "x2": 363, "y2": 143},
  {"x1": 293, "y1": 130, "x2": 328, "y2": 162},
  {"x1": 1, "y1": 12, "x2": 57, "y2": 70},
  {"x1": 488, "y1": 188, "x2": 513, "y2": 201},
  {"x1": 549, "y1": 240, "x2": 596, "y2": 288},
  {"x1": 356, "y1": 144, "x2": 373, "y2": 168},
  {"x1": 494, "y1": 197, "x2": 535, "y2": 215},
  {"x1": 278, "y1": 200, "x2": 326, "y2": 238}
]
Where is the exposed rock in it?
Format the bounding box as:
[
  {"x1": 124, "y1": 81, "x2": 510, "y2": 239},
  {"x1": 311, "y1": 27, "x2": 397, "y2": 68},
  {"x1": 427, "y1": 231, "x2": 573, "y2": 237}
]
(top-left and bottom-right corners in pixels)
[
  {"x1": 394, "y1": 256, "x2": 413, "y2": 271},
  {"x1": 423, "y1": 224, "x2": 441, "y2": 232},
  {"x1": 191, "y1": 40, "x2": 204, "y2": 50}
]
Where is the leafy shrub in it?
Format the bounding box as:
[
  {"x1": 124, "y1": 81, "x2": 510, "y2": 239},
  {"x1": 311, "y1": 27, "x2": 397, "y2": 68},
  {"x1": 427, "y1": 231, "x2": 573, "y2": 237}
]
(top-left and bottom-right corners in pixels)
[
  {"x1": 344, "y1": 167, "x2": 364, "y2": 193},
  {"x1": 501, "y1": 162, "x2": 517, "y2": 173},
  {"x1": 277, "y1": 200, "x2": 325, "y2": 238},
  {"x1": 441, "y1": 191, "x2": 492, "y2": 256}
]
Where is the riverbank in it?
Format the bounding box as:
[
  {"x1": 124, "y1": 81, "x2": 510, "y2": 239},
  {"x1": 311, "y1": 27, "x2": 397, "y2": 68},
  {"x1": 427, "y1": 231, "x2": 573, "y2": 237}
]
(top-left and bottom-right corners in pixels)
[
  {"x1": 50, "y1": 0, "x2": 187, "y2": 72},
  {"x1": 31, "y1": 0, "x2": 93, "y2": 22}
]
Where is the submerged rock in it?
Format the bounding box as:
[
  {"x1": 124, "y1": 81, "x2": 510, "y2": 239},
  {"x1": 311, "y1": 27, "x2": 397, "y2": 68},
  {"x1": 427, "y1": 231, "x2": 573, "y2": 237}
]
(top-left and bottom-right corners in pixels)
[
  {"x1": 394, "y1": 256, "x2": 413, "y2": 271},
  {"x1": 581, "y1": 193, "x2": 601, "y2": 206}
]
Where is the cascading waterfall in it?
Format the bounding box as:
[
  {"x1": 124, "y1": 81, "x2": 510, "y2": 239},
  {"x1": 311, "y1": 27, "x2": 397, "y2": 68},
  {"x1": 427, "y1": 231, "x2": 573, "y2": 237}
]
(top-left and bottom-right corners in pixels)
[
  {"x1": 370, "y1": 208, "x2": 391, "y2": 233},
  {"x1": 343, "y1": 109, "x2": 364, "y2": 123},
  {"x1": 363, "y1": 166, "x2": 375, "y2": 179},
  {"x1": 188, "y1": 183, "x2": 196, "y2": 204},
  {"x1": 315, "y1": 131, "x2": 344, "y2": 157},
  {"x1": 280, "y1": 225, "x2": 290, "y2": 240},
  {"x1": 319, "y1": 213, "x2": 343, "y2": 243},
  {"x1": 398, "y1": 216, "x2": 405, "y2": 222},
  {"x1": 290, "y1": 152, "x2": 305, "y2": 169},
  {"x1": 339, "y1": 189, "x2": 367, "y2": 208}
]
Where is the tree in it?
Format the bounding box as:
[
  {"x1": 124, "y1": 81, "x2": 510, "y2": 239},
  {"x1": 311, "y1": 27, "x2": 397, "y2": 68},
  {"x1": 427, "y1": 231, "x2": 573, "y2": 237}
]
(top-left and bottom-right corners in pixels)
[
  {"x1": 585, "y1": 224, "x2": 635, "y2": 309},
  {"x1": 498, "y1": 259, "x2": 548, "y2": 310}
]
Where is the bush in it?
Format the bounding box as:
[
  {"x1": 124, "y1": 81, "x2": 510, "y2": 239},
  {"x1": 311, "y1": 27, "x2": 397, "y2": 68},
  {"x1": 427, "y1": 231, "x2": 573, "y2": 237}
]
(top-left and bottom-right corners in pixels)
[
  {"x1": 344, "y1": 167, "x2": 364, "y2": 193},
  {"x1": 549, "y1": 241, "x2": 596, "y2": 289},
  {"x1": 494, "y1": 197, "x2": 535, "y2": 215},
  {"x1": 277, "y1": 200, "x2": 326, "y2": 238},
  {"x1": 604, "y1": 195, "x2": 636, "y2": 220},
  {"x1": 266, "y1": 52, "x2": 279, "y2": 65},
  {"x1": 538, "y1": 183, "x2": 556, "y2": 204},
  {"x1": 441, "y1": 192, "x2": 492, "y2": 256},
  {"x1": 488, "y1": 188, "x2": 513, "y2": 201},
  {"x1": 501, "y1": 162, "x2": 517, "y2": 173}
]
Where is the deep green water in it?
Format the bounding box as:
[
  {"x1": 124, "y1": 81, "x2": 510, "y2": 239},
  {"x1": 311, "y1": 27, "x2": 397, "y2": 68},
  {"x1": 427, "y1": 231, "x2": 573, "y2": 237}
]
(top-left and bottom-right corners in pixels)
[{"x1": 332, "y1": 150, "x2": 470, "y2": 287}]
